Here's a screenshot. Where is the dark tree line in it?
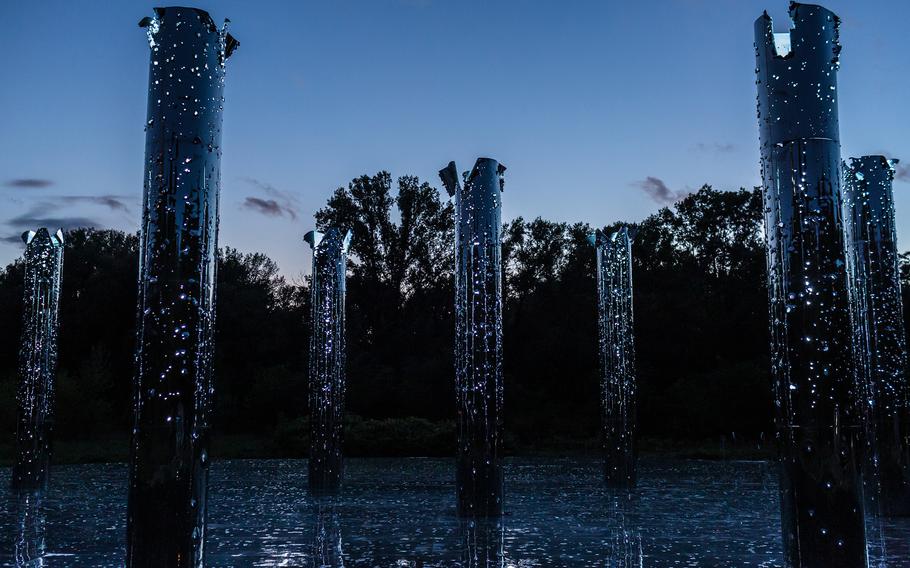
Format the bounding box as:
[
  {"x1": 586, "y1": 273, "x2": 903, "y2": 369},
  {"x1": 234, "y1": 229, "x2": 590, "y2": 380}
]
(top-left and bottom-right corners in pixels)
[{"x1": 4, "y1": 174, "x2": 900, "y2": 457}]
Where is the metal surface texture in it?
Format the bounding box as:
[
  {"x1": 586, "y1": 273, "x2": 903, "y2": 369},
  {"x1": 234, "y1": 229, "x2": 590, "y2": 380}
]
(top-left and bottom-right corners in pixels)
[
  {"x1": 13, "y1": 228, "x2": 64, "y2": 492},
  {"x1": 590, "y1": 227, "x2": 637, "y2": 488},
  {"x1": 127, "y1": 7, "x2": 237, "y2": 566},
  {"x1": 755, "y1": 3, "x2": 866, "y2": 565},
  {"x1": 440, "y1": 158, "x2": 506, "y2": 517},
  {"x1": 843, "y1": 155, "x2": 910, "y2": 517},
  {"x1": 305, "y1": 228, "x2": 353, "y2": 493}
]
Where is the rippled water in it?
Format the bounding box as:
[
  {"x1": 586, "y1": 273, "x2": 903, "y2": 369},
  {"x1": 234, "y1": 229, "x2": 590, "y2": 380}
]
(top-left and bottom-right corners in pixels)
[{"x1": 1, "y1": 457, "x2": 908, "y2": 567}]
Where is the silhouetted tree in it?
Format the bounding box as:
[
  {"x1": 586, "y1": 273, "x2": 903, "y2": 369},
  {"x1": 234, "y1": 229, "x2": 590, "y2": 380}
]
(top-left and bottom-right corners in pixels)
[
  {"x1": 0, "y1": 182, "x2": 811, "y2": 458},
  {"x1": 214, "y1": 248, "x2": 308, "y2": 435},
  {"x1": 314, "y1": 172, "x2": 455, "y2": 420},
  {"x1": 631, "y1": 186, "x2": 769, "y2": 440}
]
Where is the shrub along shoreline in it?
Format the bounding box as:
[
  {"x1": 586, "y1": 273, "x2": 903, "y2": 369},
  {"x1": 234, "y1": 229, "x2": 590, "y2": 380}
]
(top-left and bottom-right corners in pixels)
[{"x1": 0, "y1": 415, "x2": 773, "y2": 467}]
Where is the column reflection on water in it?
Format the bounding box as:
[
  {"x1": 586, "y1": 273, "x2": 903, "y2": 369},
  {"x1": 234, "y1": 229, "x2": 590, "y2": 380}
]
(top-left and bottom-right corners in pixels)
[
  {"x1": 843, "y1": 156, "x2": 910, "y2": 517},
  {"x1": 754, "y1": 4, "x2": 866, "y2": 565},
  {"x1": 439, "y1": 158, "x2": 506, "y2": 517},
  {"x1": 305, "y1": 228, "x2": 353, "y2": 493},
  {"x1": 459, "y1": 518, "x2": 504, "y2": 568},
  {"x1": 128, "y1": 8, "x2": 237, "y2": 566},
  {"x1": 605, "y1": 492, "x2": 643, "y2": 568},
  {"x1": 13, "y1": 228, "x2": 64, "y2": 491},
  {"x1": 311, "y1": 499, "x2": 344, "y2": 567},
  {"x1": 590, "y1": 227, "x2": 637, "y2": 488},
  {"x1": 14, "y1": 489, "x2": 47, "y2": 567}
]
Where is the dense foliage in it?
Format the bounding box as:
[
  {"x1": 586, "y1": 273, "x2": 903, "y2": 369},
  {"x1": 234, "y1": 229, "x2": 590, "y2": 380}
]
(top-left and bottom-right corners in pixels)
[{"x1": 4, "y1": 174, "x2": 882, "y2": 456}]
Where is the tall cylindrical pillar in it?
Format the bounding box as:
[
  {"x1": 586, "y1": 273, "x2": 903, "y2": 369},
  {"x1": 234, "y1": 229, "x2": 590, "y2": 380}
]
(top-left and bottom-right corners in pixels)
[
  {"x1": 127, "y1": 8, "x2": 237, "y2": 566},
  {"x1": 755, "y1": 4, "x2": 866, "y2": 565},
  {"x1": 440, "y1": 158, "x2": 506, "y2": 517},
  {"x1": 590, "y1": 227, "x2": 637, "y2": 488},
  {"x1": 13, "y1": 228, "x2": 64, "y2": 491},
  {"x1": 843, "y1": 156, "x2": 910, "y2": 517},
  {"x1": 305, "y1": 228, "x2": 352, "y2": 493}
]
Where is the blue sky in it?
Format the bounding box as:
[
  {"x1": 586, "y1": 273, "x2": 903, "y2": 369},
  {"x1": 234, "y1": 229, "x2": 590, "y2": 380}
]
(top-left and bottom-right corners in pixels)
[{"x1": 1, "y1": 0, "x2": 907, "y2": 278}]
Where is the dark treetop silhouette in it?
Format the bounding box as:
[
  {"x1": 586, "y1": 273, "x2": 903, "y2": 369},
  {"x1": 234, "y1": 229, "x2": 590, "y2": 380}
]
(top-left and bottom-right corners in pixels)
[
  {"x1": 6, "y1": 0, "x2": 910, "y2": 562},
  {"x1": 0, "y1": 184, "x2": 778, "y2": 462}
]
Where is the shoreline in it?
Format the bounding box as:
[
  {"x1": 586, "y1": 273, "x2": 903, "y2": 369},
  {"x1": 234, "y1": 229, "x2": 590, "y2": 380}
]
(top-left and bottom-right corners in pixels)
[{"x1": 0, "y1": 433, "x2": 775, "y2": 467}]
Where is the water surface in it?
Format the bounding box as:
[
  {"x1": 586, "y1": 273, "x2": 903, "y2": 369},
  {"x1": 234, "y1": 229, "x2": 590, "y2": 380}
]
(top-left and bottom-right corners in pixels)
[{"x1": 2, "y1": 457, "x2": 908, "y2": 566}]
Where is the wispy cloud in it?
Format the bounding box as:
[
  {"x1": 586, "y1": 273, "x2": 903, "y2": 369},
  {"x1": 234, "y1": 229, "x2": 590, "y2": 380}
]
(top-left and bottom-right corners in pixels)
[
  {"x1": 1, "y1": 192, "x2": 132, "y2": 239},
  {"x1": 56, "y1": 195, "x2": 132, "y2": 213},
  {"x1": 5, "y1": 179, "x2": 53, "y2": 188},
  {"x1": 692, "y1": 142, "x2": 736, "y2": 153},
  {"x1": 632, "y1": 176, "x2": 690, "y2": 205},
  {"x1": 0, "y1": 234, "x2": 25, "y2": 244},
  {"x1": 243, "y1": 197, "x2": 288, "y2": 217},
  {"x1": 6, "y1": 211, "x2": 102, "y2": 232},
  {"x1": 240, "y1": 177, "x2": 299, "y2": 220}
]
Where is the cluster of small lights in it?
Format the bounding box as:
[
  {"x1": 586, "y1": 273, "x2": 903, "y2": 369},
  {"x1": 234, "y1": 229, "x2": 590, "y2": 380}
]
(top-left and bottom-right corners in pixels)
[
  {"x1": 14, "y1": 228, "x2": 64, "y2": 491},
  {"x1": 755, "y1": 3, "x2": 866, "y2": 562},
  {"x1": 843, "y1": 156, "x2": 910, "y2": 516},
  {"x1": 590, "y1": 227, "x2": 637, "y2": 488},
  {"x1": 128, "y1": 8, "x2": 237, "y2": 565},
  {"x1": 305, "y1": 228, "x2": 353, "y2": 492},
  {"x1": 440, "y1": 158, "x2": 506, "y2": 517},
  {"x1": 16, "y1": 2, "x2": 909, "y2": 565}
]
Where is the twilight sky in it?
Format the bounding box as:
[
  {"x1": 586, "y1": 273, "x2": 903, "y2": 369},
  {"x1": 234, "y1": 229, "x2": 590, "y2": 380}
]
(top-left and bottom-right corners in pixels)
[{"x1": 0, "y1": 0, "x2": 908, "y2": 278}]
